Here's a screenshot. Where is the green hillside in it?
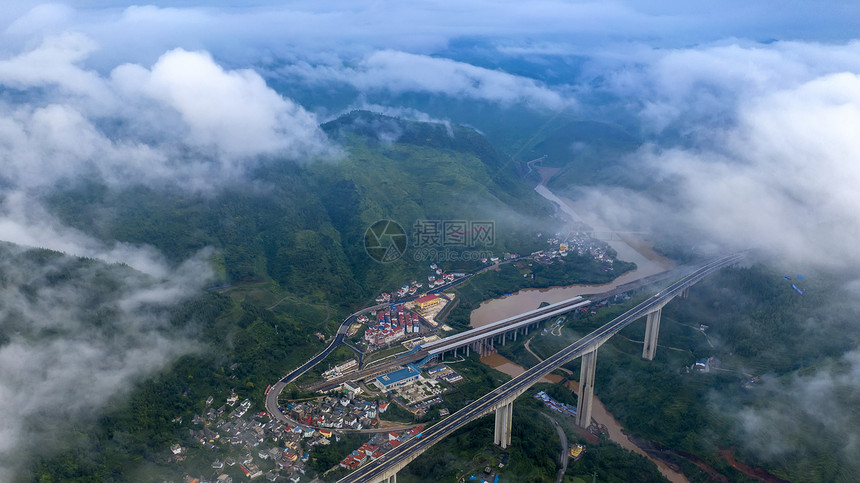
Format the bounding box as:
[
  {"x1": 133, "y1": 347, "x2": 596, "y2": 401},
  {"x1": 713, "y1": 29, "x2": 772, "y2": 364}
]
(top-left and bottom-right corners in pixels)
[
  {"x1": 45, "y1": 111, "x2": 553, "y2": 310},
  {"x1": 21, "y1": 111, "x2": 658, "y2": 482}
]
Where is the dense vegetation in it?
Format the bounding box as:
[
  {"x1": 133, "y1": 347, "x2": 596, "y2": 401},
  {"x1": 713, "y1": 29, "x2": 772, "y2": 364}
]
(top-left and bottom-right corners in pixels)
[
  {"x1": 45, "y1": 111, "x2": 553, "y2": 310},
  {"x1": 23, "y1": 278, "x2": 337, "y2": 481},
  {"x1": 23, "y1": 108, "x2": 853, "y2": 483},
  {"x1": 398, "y1": 380, "x2": 667, "y2": 483},
  {"x1": 20, "y1": 112, "x2": 564, "y2": 481},
  {"x1": 515, "y1": 264, "x2": 860, "y2": 483}
]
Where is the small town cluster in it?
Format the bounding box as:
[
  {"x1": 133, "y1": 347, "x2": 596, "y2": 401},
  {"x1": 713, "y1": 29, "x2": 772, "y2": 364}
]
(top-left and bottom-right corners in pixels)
[
  {"x1": 304, "y1": 360, "x2": 463, "y2": 426},
  {"x1": 373, "y1": 263, "x2": 465, "y2": 305},
  {"x1": 531, "y1": 229, "x2": 615, "y2": 269},
  {"x1": 361, "y1": 305, "x2": 423, "y2": 347},
  {"x1": 337, "y1": 425, "x2": 425, "y2": 470},
  {"x1": 371, "y1": 363, "x2": 461, "y2": 411},
  {"x1": 171, "y1": 394, "x2": 316, "y2": 483},
  {"x1": 167, "y1": 229, "x2": 621, "y2": 482},
  {"x1": 533, "y1": 392, "x2": 586, "y2": 461},
  {"x1": 283, "y1": 393, "x2": 389, "y2": 431},
  {"x1": 534, "y1": 391, "x2": 577, "y2": 419},
  {"x1": 170, "y1": 380, "x2": 450, "y2": 483}
]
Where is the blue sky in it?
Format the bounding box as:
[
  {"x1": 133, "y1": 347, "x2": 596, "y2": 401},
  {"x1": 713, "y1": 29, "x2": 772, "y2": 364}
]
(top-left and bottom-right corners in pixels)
[
  {"x1": 1, "y1": 3, "x2": 860, "y2": 476},
  {"x1": 3, "y1": 1, "x2": 860, "y2": 69},
  {"x1": 2, "y1": 1, "x2": 860, "y2": 263},
  {"x1": 2, "y1": 2, "x2": 860, "y2": 267}
]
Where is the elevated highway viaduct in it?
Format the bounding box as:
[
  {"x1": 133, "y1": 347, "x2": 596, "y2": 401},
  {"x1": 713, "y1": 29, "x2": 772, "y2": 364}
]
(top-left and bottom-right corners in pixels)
[
  {"x1": 338, "y1": 253, "x2": 745, "y2": 483},
  {"x1": 306, "y1": 294, "x2": 596, "y2": 393}
]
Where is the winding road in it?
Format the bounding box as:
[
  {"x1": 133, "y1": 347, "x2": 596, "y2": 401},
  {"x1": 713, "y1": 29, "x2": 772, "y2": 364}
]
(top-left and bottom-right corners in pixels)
[
  {"x1": 543, "y1": 414, "x2": 569, "y2": 483},
  {"x1": 338, "y1": 253, "x2": 744, "y2": 483},
  {"x1": 264, "y1": 275, "x2": 475, "y2": 423}
]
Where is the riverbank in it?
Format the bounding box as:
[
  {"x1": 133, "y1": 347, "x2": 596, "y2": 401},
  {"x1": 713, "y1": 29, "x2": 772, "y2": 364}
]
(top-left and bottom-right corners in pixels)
[
  {"x1": 471, "y1": 182, "x2": 673, "y2": 327},
  {"x1": 481, "y1": 352, "x2": 688, "y2": 483},
  {"x1": 466, "y1": 181, "x2": 687, "y2": 481}
]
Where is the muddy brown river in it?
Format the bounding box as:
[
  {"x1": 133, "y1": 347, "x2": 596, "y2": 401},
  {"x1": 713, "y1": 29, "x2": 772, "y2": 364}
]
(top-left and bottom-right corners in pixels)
[
  {"x1": 481, "y1": 353, "x2": 687, "y2": 483},
  {"x1": 473, "y1": 184, "x2": 686, "y2": 482}
]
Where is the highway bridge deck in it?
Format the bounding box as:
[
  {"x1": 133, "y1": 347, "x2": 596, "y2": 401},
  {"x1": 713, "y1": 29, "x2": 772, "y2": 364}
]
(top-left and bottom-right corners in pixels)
[{"x1": 338, "y1": 253, "x2": 744, "y2": 483}]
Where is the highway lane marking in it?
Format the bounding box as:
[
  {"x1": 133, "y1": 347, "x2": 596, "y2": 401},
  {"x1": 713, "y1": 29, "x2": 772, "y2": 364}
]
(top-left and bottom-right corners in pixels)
[{"x1": 342, "y1": 255, "x2": 743, "y2": 481}]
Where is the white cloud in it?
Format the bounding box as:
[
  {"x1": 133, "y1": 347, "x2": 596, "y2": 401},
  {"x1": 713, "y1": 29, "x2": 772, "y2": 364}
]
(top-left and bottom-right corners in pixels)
[
  {"x1": 114, "y1": 48, "x2": 334, "y2": 161},
  {"x1": 0, "y1": 191, "x2": 177, "y2": 277},
  {"x1": 4, "y1": 1, "x2": 858, "y2": 69},
  {"x1": 573, "y1": 63, "x2": 860, "y2": 270},
  {"x1": 0, "y1": 240, "x2": 213, "y2": 480},
  {"x1": 0, "y1": 32, "x2": 104, "y2": 96},
  {"x1": 0, "y1": 38, "x2": 336, "y2": 191},
  {"x1": 594, "y1": 40, "x2": 860, "y2": 136},
  {"x1": 724, "y1": 346, "x2": 860, "y2": 468},
  {"x1": 282, "y1": 50, "x2": 569, "y2": 109}
]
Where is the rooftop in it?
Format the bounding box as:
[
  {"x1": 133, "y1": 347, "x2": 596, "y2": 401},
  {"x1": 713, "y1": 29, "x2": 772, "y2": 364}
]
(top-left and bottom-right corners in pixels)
[
  {"x1": 414, "y1": 294, "x2": 439, "y2": 304},
  {"x1": 376, "y1": 364, "x2": 420, "y2": 386}
]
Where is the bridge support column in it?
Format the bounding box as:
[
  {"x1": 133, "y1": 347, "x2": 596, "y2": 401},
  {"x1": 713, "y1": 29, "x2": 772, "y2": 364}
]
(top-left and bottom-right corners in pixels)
[
  {"x1": 575, "y1": 348, "x2": 597, "y2": 428},
  {"x1": 513, "y1": 330, "x2": 517, "y2": 341},
  {"x1": 494, "y1": 401, "x2": 513, "y2": 448},
  {"x1": 680, "y1": 287, "x2": 689, "y2": 299},
  {"x1": 642, "y1": 309, "x2": 662, "y2": 360}
]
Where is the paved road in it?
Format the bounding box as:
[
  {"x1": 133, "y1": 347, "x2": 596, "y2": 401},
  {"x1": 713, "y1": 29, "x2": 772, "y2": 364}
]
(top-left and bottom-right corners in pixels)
[
  {"x1": 304, "y1": 350, "x2": 428, "y2": 392},
  {"x1": 264, "y1": 276, "x2": 476, "y2": 420},
  {"x1": 421, "y1": 296, "x2": 591, "y2": 355},
  {"x1": 308, "y1": 294, "x2": 594, "y2": 392},
  {"x1": 543, "y1": 414, "x2": 569, "y2": 483},
  {"x1": 271, "y1": 264, "x2": 670, "y2": 400},
  {"x1": 338, "y1": 253, "x2": 744, "y2": 483},
  {"x1": 265, "y1": 304, "x2": 387, "y2": 424}
]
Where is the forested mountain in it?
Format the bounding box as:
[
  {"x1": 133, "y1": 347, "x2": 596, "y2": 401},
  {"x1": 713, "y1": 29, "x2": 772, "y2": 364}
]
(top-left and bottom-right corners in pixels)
[
  {"x1": 43, "y1": 111, "x2": 553, "y2": 310},
  {"x1": 16, "y1": 113, "x2": 563, "y2": 481}
]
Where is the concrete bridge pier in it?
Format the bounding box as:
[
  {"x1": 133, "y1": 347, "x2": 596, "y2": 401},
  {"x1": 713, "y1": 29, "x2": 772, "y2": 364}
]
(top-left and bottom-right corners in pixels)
[
  {"x1": 493, "y1": 402, "x2": 514, "y2": 448},
  {"x1": 575, "y1": 347, "x2": 598, "y2": 428},
  {"x1": 642, "y1": 309, "x2": 662, "y2": 360}
]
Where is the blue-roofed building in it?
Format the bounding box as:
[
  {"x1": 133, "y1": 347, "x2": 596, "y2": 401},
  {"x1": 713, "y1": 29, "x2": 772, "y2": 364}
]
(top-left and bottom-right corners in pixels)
[
  {"x1": 426, "y1": 364, "x2": 446, "y2": 375},
  {"x1": 374, "y1": 364, "x2": 421, "y2": 391}
]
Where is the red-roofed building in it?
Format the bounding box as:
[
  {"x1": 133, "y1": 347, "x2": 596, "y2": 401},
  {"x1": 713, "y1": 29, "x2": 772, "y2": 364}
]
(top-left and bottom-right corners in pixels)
[{"x1": 415, "y1": 294, "x2": 440, "y2": 309}]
